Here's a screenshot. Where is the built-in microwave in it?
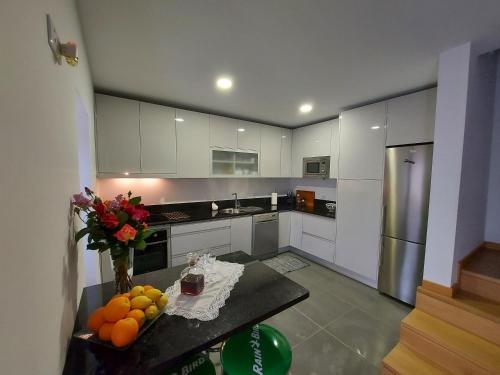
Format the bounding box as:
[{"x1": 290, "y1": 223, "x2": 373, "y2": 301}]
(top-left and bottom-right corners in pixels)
[{"x1": 303, "y1": 156, "x2": 330, "y2": 179}]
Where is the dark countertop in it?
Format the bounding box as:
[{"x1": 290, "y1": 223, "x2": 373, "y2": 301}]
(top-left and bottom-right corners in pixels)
[
  {"x1": 63, "y1": 252, "x2": 309, "y2": 375},
  {"x1": 147, "y1": 197, "x2": 335, "y2": 226}
]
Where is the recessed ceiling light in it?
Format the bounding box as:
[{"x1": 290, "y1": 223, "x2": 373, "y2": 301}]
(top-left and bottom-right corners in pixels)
[
  {"x1": 371, "y1": 125, "x2": 380, "y2": 130},
  {"x1": 123, "y1": 172, "x2": 129, "y2": 176},
  {"x1": 299, "y1": 103, "x2": 313, "y2": 113},
  {"x1": 237, "y1": 128, "x2": 245, "y2": 132},
  {"x1": 339, "y1": 115, "x2": 343, "y2": 119},
  {"x1": 281, "y1": 135, "x2": 287, "y2": 139},
  {"x1": 175, "y1": 118, "x2": 184, "y2": 122},
  {"x1": 216, "y1": 77, "x2": 233, "y2": 90}
]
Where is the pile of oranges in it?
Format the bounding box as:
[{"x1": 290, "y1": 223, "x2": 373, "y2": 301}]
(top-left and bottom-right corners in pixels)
[{"x1": 87, "y1": 285, "x2": 168, "y2": 347}]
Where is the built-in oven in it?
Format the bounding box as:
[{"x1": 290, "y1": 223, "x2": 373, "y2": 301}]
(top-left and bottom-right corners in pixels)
[
  {"x1": 303, "y1": 156, "x2": 330, "y2": 179},
  {"x1": 133, "y1": 225, "x2": 170, "y2": 275}
]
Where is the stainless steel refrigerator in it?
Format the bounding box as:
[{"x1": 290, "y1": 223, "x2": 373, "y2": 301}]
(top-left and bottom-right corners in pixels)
[{"x1": 378, "y1": 144, "x2": 433, "y2": 305}]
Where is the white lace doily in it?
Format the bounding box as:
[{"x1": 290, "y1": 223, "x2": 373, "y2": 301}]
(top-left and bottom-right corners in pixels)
[{"x1": 164, "y1": 260, "x2": 244, "y2": 321}]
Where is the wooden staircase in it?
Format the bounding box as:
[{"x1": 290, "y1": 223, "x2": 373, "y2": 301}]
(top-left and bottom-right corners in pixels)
[{"x1": 381, "y1": 242, "x2": 500, "y2": 375}]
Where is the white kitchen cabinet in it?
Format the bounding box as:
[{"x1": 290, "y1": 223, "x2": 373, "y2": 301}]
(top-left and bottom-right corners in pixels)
[
  {"x1": 338, "y1": 102, "x2": 387, "y2": 180},
  {"x1": 210, "y1": 115, "x2": 238, "y2": 149},
  {"x1": 302, "y1": 233, "x2": 335, "y2": 263},
  {"x1": 281, "y1": 128, "x2": 292, "y2": 177},
  {"x1": 95, "y1": 94, "x2": 141, "y2": 174},
  {"x1": 290, "y1": 212, "x2": 303, "y2": 249},
  {"x1": 330, "y1": 119, "x2": 340, "y2": 179},
  {"x1": 171, "y1": 220, "x2": 231, "y2": 262},
  {"x1": 303, "y1": 121, "x2": 333, "y2": 157},
  {"x1": 291, "y1": 126, "x2": 307, "y2": 177},
  {"x1": 231, "y1": 216, "x2": 253, "y2": 255},
  {"x1": 279, "y1": 211, "x2": 291, "y2": 248},
  {"x1": 176, "y1": 109, "x2": 210, "y2": 178},
  {"x1": 386, "y1": 88, "x2": 436, "y2": 146},
  {"x1": 237, "y1": 121, "x2": 261, "y2": 152},
  {"x1": 291, "y1": 121, "x2": 333, "y2": 177},
  {"x1": 260, "y1": 125, "x2": 282, "y2": 177},
  {"x1": 140, "y1": 102, "x2": 177, "y2": 174},
  {"x1": 302, "y1": 213, "x2": 336, "y2": 242},
  {"x1": 335, "y1": 179, "x2": 383, "y2": 282}
]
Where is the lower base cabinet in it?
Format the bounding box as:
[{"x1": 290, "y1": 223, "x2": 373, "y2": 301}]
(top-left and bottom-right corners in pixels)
[
  {"x1": 279, "y1": 212, "x2": 291, "y2": 249},
  {"x1": 301, "y1": 233, "x2": 335, "y2": 263},
  {"x1": 170, "y1": 220, "x2": 232, "y2": 266},
  {"x1": 230, "y1": 216, "x2": 253, "y2": 255}
]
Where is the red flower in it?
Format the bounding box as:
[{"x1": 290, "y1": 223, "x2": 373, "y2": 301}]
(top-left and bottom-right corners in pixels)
[
  {"x1": 94, "y1": 202, "x2": 107, "y2": 217},
  {"x1": 113, "y1": 224, "x2": 137, "y2": 243},
  {"x1": 101, "y1": 213, "x2": 119, "y2": 228},
  {"x1": 125, "y1": 204, "x2": 150, "y2": 222}
]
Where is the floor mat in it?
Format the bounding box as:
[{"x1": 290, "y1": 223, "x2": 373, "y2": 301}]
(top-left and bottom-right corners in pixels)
[{"x1": 263, "y1": 253, "x2": 309, "y2": 274}]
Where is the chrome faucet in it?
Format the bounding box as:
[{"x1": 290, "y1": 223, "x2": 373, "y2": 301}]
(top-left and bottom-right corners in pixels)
[{"x1": 232, "y1": 192, "x2": 241, "y2": 209}]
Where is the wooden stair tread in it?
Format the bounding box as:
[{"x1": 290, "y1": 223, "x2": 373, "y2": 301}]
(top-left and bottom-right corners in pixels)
[
  {"x1": 383, "y1": 343, "x2": 450, "y2": 375},
  {"x1": 402, "y1": 309, "x2": 500, "y2": 371},
  {"x1": 463, "y1": 247, "x2": 500, "y2": 280},
  {"x1": 418, "y1": 286, "x2": 500, "y2": 323}
]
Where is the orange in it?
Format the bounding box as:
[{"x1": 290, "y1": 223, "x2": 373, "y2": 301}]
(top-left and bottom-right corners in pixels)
[
  {"x1": 103, "y1": 296, "x2": 131, "y2": 322},
  {"x1": 98, "y1": 322, "x2": 115, "y2": 341},
  {"x1": 111, "y1": 318, "x2": 139, "y2": 347},
  {"x1": 87, "y1": 307, "x2": 106, "y2": 333},
  {"x1": 122, "y1": 292, "x2": 131, "y2": 299},
  {"x1": 143, "y1": 285, "x2": 154, "y2": 292},
  {"x1": 110, "y1": 293, "x2": 122, "y2": 300},
  {"x1": 126, "y1": 309, "x2": 146, "y2": 328}
]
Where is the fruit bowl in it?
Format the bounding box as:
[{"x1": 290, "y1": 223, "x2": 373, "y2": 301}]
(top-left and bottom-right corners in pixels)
[{"x1": 73, "y1": 285, "x2": 168, "y2": 351}]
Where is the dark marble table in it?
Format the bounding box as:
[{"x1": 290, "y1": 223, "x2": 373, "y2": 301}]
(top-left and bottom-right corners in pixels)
[{"x1": 63, "y1": 252, "x2": 309, "y2": 374}]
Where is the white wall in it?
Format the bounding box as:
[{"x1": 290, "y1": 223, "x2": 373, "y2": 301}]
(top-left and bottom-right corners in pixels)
[
  {"x1": 97, "y1": 178, "x2": 292, "y2": 205},
  {"x1": 485, "y1": 54, "x2": 500, "y2": 243},
  {"x1": 424, "y1": 43, "x2": 496, "y2": 287},
  {"x1": 453, "y1": 50, "x2": 497, "y2": 280},
  {"x1": 0, "y1": 1, "x2": 94, "y2": 374}
]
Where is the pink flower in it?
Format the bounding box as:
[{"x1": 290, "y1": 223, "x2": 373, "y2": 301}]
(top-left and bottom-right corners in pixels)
[
  {"x1": 72, "y1": 193, "x2": 92, "y2": 209},
  {"x1": 113, "y1": 224, "x2": 137, "y2": 243}
]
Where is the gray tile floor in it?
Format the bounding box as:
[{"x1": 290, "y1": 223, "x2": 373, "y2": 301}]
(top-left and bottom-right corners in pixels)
[{"x1": 210, "y1": 253, "x2": 412, "y2": 375}]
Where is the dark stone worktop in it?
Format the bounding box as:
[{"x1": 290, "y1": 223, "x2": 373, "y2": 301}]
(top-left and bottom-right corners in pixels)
[{"x1": 146, "y1": 196, "x2": 336, "y2": 226}]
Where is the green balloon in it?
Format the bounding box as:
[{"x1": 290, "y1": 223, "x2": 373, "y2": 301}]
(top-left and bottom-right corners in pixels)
[
  {"x1": 221, "y1": 324, "x2": 292, "y2": 375},
  {"x1": 166, "y1": 352, "x2": 216, "y2": 375}
]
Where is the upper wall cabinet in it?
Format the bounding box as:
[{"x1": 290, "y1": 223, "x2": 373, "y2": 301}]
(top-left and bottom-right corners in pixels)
[
  {"x1": 330, "y1": 119, "x2": 340, "y2": 179},
  {"x1": 96, "y1": 94, "x2": 141, "y2": 174},
  {"x1": 338, "y1": 102, "x2": 387, "y2": 180},
  {"x1": 176, "y1": 109, "x2": 210, "y2": 178},
  {"x1": 140, "y1": 102, "x2": 177, "y2": 174},
  {"x1": 386, "y1": 88, "x2": 437, "y2": 146},
  {"x1": 304, "y1": 121, "x2": 333, "y2": 157},
  {"x1": 281, "y1": 128, "x2": 292, "y2": 177},
  {"x1": 260, "y1": 125, "x2": 282, "y2": 177},
  {"x1": 291, "y1": 120, "x2": 334, "y2": 178},
  {"x1": 237, "y1": 121, "x2": 261, "y2": 152},
  {"x1": 209, "y1": 115, "x2": 239, "y2": 149}
]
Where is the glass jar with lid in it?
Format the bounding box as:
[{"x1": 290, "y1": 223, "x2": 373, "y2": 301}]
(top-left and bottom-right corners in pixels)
[{"x1": 180, "y1": 252, "x2": 205, "y2": 296}]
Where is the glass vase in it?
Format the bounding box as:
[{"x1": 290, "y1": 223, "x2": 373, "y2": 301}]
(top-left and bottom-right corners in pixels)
[{"x1": 112, "y1": 248, "x2": 134, "y2": 294}]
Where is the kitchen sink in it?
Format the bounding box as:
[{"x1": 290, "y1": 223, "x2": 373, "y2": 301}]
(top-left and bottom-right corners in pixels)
[{"x1": 220, "y1": 206, "x2": 264, "y2": 215}]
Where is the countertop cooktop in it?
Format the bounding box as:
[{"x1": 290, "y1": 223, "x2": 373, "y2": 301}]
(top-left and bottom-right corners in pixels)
[{"x1": 146, "y1": 197, "x2": 336, "y2": 226}]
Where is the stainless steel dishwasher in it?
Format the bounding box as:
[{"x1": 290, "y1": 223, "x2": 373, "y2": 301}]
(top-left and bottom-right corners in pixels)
[{"x1": 252, "y1": 212, "x2": 279, "y2": 260}]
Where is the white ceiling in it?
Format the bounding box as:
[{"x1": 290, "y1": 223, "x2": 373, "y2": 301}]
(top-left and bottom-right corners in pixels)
[{"x1": 77, "y1": 0, "x2": 500, "y2": 127}]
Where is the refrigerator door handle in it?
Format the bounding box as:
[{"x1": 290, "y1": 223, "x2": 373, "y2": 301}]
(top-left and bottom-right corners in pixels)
[{"x1": 382, "y1": 204, "x2": 387, "y2": 235}]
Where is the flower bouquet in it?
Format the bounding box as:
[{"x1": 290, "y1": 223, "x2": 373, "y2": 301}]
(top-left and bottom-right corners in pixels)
[{"x1": 72, "y1": 188, "x2": 154, "y2": 293}]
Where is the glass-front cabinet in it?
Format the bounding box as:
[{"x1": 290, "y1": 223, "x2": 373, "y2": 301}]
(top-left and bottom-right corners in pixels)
[{"x1": 211, "y1": 150, "x2": 259, "y2": 176}]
